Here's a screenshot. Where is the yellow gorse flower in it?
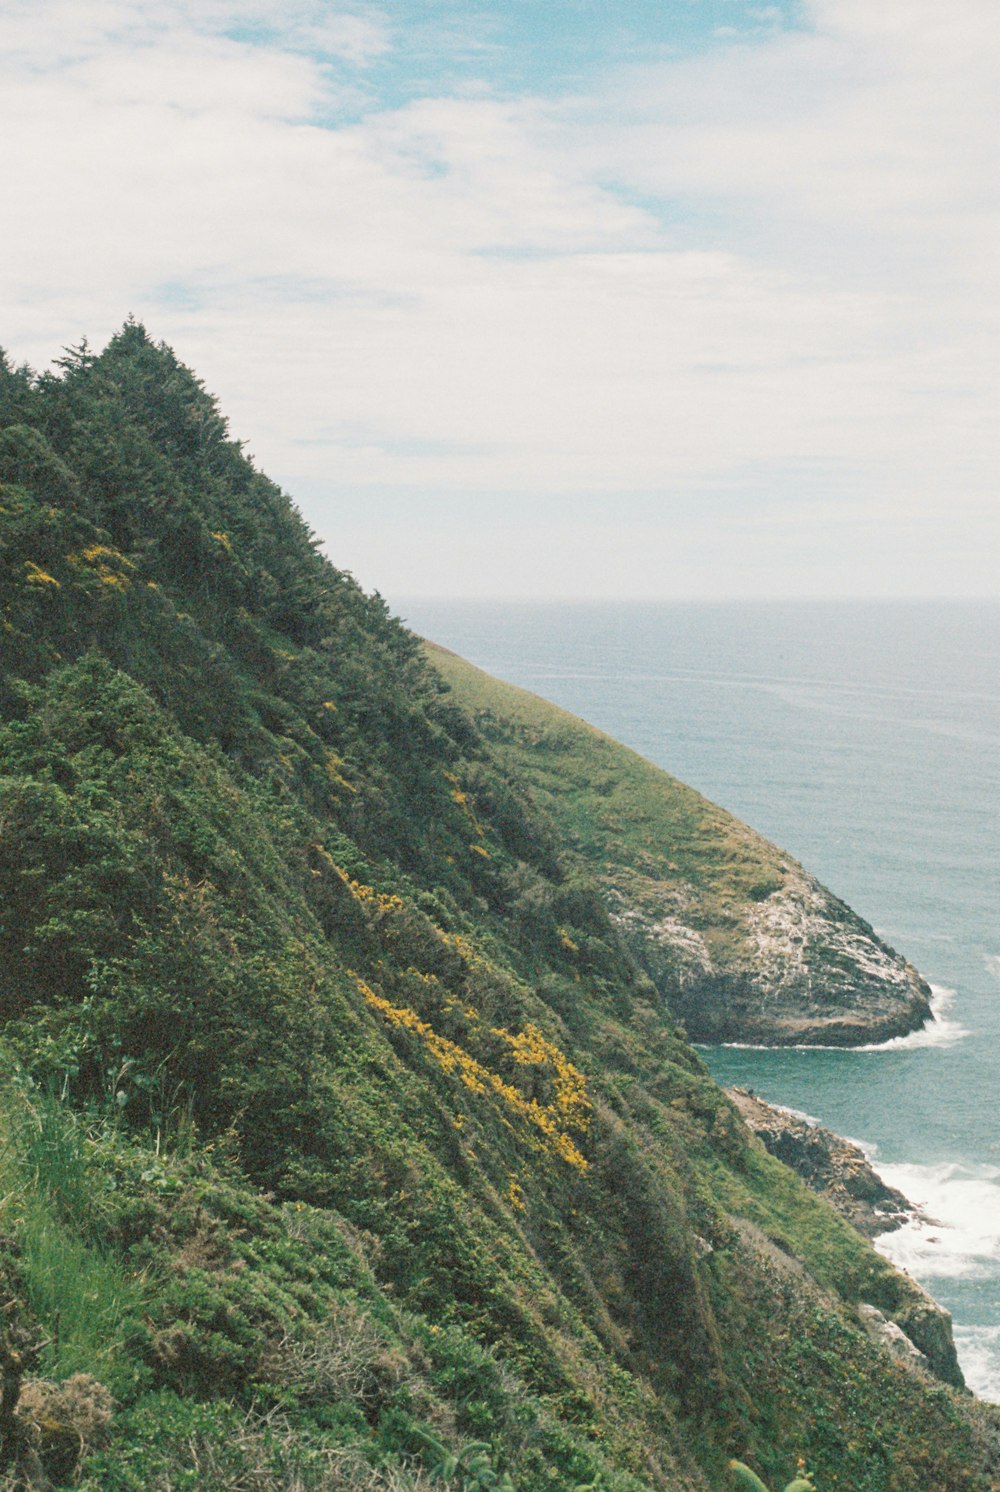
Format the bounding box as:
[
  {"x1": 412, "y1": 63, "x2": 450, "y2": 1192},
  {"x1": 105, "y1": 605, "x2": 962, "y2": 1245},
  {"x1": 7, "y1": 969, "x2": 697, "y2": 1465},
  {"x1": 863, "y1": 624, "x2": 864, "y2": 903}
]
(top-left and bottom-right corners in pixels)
[
  {"x1": 355, "y1": 977, "x2": 589, "y2": 1170},
  {"x1": 23, "y1": 560, "x2": 60, "y2": 587}
]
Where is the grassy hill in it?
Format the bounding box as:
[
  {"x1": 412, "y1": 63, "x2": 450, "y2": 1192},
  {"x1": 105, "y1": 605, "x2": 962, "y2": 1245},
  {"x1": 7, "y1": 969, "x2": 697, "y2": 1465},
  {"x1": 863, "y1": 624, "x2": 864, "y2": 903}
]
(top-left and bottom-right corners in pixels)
[
  {"x1": 0, "y1": 325, "x2": 994, "y2": 1491},
  {"x1": 426, "y1": 644, "x2": 931, "y2": 1046}
]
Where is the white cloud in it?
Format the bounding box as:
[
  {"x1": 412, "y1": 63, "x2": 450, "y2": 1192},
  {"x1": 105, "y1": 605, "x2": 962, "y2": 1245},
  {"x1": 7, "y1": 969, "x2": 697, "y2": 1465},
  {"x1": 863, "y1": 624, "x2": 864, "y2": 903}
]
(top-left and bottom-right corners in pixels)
[
  {"x1": 1, "y1": 0, "x2": 998, "y2": 597},
  {"x1": 0, "y1": 1, "x2": 390, "y2": 66},
  {"x1": 300, "y1": 13, "x2": 390, "y2": 66}
]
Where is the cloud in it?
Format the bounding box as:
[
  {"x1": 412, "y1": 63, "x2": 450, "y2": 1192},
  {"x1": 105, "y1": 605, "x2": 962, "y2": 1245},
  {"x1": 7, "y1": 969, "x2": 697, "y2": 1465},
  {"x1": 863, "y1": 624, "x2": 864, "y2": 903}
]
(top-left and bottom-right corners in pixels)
[
  {"x1": 1, "y1": 0, "x2": 998, "y2": 597},
  {"x1": 585, "y1": 2, "x2": 1000, "y2": 252},
  {"x1": 0, "y1": 1, "x2": 391, "y2": 67}
]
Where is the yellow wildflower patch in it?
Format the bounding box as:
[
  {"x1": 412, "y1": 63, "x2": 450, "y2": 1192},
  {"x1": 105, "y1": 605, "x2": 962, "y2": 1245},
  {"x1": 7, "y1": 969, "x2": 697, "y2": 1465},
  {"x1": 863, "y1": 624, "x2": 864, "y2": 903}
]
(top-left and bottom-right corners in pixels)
[
  {"x1": 446, "y1": 773, "x2": 488, "y2": 840},
  {"x1": 70, "y1": 545, "x2": 133, "y2": 588},
  {"x1": 356, "y1": 978, "x2": 589, "y2": 1169},
  {"x1": 81, "y1": 544, "x2": 133, "y2": 567},
  {"x1": 507, "y1": 1177, "x2": 527, "y2": 1213},
  {"x1": 491, "y1": 1023, "x2": 592, "y2": 1136},
  {"x1": 434, "y1": 929, "x2": 482, "y2": 966},
  {"x1": 323, "y1": 751, "x2": 356, "y2": 794},
  {"x1": 336, "y1": 870, "x2": 404, "y2": 915},
  {"x1": 23, "y1": 561, "x2": 60, "y2": 588}
]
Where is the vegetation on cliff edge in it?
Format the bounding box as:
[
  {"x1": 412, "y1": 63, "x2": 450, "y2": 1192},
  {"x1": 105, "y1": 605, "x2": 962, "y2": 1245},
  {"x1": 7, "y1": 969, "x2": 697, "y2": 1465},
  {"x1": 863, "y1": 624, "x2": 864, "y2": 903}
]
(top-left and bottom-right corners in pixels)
[{"x1": 0, "y1": 325, "x2": 994, "y2": 1490}]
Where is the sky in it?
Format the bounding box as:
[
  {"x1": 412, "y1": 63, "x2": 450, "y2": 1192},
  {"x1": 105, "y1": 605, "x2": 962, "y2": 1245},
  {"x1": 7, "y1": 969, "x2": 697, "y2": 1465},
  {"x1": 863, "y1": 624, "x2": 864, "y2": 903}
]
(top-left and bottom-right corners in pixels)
[{"x1": 2, "y1": 0, "x2": 998, "y2": 602}]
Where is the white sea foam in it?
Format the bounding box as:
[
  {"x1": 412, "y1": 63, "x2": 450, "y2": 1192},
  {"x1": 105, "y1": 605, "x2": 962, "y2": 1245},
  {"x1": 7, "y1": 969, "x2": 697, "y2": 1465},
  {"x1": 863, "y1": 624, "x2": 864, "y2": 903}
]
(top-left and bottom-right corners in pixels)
[
  {"x1": 842, "y1": 1133, "x2": 879, "y2": 1160},
  {"x1": 854, "y1": 984, "x2": 968, "y2": 1051},
  {"x1": 953, "y1": 1326, "x2": 1000, "y2": 1402},
  {"x1": 873, "y1": 1159, "x2": 1000, "y2": 1282},
  {"x1": 771, "y1": 1101, "x2": 823, "y2": 1127},
  {"x1": 711, "y1": 1042, "x2": 777, "y2": 1050},
  {"x1": 986, "y1": 954, "x2": 1000, "y2": 985}
]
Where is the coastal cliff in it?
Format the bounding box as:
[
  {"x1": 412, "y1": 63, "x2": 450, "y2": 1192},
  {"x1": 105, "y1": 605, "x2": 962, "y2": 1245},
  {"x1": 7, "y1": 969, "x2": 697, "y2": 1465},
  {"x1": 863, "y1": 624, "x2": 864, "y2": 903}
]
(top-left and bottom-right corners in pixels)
[
  {"x1": 728, "y1": 1089, "x2": 965, "y2": 1389},
  {"x1": 0, "y1": 326, "x2": 993, "y2": 1490},
  {"x1": 427, "y1": 644, "x2": 933, "y2": 1047}
]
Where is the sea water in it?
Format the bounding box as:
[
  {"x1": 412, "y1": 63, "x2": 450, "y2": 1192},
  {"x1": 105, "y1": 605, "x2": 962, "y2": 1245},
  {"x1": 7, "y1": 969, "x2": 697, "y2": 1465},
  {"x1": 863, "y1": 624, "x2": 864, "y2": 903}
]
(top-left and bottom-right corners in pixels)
[{"x1": 394, "y1": 599, "x2": 1000, "y2": 1397}]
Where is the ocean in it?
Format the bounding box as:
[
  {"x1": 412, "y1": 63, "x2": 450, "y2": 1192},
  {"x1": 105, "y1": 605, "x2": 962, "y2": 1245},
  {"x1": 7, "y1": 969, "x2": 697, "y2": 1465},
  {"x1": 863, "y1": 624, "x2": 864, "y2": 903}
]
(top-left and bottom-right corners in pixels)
[{"x1": 395, "y1": 599, "x2": 1000, "y2": 1398}]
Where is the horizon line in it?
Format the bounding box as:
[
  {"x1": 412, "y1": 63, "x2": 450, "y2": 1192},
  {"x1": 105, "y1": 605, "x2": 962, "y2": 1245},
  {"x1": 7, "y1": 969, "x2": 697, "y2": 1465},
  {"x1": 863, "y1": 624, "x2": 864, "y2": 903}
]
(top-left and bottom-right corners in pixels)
[{"x1": 388, "y1": 593, "x2": 1000, "y2": 607}]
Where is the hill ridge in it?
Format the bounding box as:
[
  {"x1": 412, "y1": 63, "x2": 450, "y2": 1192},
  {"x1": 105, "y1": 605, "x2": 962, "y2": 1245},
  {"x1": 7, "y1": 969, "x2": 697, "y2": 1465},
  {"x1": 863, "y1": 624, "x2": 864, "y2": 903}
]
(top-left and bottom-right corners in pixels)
[{"x1": 0, "y1": 324, "x2": 992, "y2": 1491}]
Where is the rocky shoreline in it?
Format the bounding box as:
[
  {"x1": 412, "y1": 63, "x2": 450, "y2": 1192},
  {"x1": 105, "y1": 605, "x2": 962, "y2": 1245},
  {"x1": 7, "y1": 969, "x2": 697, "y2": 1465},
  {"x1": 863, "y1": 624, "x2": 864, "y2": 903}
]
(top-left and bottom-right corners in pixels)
[
  {"x1": 729, "y1": 1087, "x2": 966, "y2": 1389},
  {"x1": 615, "y1": 865, "x2": 934, "y2": 1048},
  {"x1": 728, "y1": 1087, "x2": 914, "y2": 1238}
]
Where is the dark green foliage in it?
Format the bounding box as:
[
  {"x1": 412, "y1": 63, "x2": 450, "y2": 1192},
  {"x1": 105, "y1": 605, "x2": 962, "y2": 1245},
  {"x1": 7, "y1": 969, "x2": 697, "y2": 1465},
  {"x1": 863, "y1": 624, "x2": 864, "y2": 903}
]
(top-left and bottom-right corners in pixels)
[{"x1": 0, "y1": 325, "x2": 996, "y2": 1491}]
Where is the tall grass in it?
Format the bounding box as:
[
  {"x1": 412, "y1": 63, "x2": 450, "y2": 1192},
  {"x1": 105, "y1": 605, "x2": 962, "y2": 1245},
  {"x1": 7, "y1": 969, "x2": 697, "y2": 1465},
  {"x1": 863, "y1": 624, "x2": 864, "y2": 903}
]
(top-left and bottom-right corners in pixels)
[{"x1": 0, "y1": 1081, "x2": 148, "y2": 1395}]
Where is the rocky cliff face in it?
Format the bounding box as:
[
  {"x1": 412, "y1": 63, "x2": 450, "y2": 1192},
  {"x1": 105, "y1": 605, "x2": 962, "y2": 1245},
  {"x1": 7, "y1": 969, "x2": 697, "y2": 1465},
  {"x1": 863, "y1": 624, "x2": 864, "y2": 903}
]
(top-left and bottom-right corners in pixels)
[{"x1": 614, "y1": 863, "x2": 933, "y2": 1046}]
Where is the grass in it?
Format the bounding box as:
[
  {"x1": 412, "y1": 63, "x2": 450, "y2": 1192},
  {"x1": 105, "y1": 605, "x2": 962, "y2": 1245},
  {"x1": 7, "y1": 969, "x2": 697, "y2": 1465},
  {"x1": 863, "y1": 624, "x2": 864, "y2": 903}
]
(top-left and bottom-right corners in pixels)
[
  {"x1": 12, "y1": 1201, "x2": 146, "y2": 1392},
  {"x1": 0, "y1": 1081, "x2": 149, "y2": 1395},
  {"x1": 424, "y1": 642, "x2": 791, "y2": 944},
  {"x1": 702, "y1": 1140, "x2": 908, "y2": 1312}
]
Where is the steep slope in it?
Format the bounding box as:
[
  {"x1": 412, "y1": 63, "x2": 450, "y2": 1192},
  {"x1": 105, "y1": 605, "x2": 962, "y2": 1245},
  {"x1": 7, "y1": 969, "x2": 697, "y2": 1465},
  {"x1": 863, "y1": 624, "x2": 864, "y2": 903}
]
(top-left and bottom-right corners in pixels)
[
  {"x1": 426, "y1": 645, "x2": 932, "y2": 1046},
  {"x1": 0, "y1": 326, "x2": 994, "y2": 1492}
]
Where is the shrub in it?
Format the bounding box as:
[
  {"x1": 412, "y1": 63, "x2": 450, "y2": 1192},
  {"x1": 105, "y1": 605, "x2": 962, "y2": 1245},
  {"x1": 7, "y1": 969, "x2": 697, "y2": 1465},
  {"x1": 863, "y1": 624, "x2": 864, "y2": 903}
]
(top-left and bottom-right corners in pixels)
[
  {"x1": 17, "y1": 1373, "x2": 113, "y2": 1482},
  {"x1": 258, "y1": 1301, "x2": 408, "y2": 1415}
]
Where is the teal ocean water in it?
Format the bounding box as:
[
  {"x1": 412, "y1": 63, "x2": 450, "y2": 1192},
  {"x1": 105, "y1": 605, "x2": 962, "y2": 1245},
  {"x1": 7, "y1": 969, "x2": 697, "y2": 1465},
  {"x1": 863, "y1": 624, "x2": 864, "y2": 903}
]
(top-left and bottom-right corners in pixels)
[{"x1": 397, "y1": 599, "x2": 1000, "y2": 1397}]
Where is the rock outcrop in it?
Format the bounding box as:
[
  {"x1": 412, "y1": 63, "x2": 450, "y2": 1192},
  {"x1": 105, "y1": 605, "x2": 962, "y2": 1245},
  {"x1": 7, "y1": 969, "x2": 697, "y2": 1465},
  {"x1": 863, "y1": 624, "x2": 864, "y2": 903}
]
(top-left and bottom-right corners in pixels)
[
  {"x1": 728, "y1": 1088, "x2": 913, "y2": 1238},
  {"x1": 611, "y1": 865, "x2": 933, "y2": 1047},
  {"x1": 429, "y1": 643, "x2": 934, "y2": 1048},
  {"x1": 857, "y1": 1303, "x2": 927, "y2": 1367},
  {"x1": 892, "y1": 1282, "x2": 968, "y2": 1390},
  {"x1": 730, "y1": 1088, "x2": 965, "y2": 1388}
]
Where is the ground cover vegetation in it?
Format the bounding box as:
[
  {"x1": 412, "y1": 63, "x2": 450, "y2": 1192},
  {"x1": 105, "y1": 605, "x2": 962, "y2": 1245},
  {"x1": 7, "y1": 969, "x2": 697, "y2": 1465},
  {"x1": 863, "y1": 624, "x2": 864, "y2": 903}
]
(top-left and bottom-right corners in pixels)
[{"x1": 0, "y1": 325, "x2": 996, "y2": 1489}]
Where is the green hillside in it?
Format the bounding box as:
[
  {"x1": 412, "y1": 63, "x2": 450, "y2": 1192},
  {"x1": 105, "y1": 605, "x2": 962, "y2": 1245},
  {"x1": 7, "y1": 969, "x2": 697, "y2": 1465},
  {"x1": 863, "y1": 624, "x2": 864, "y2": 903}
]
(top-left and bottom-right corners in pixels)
[
  {"x1": 0, "y1": 325, "x2": 994, "y2": 1491},
  {"x1": 425, "y1": 645, "x2": 931, "y2": 1048}
]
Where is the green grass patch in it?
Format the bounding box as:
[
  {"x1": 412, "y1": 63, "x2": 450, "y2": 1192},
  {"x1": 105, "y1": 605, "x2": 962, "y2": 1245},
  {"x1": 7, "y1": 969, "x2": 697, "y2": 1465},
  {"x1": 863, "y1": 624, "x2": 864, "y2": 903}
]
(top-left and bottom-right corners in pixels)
[
  {"x1": 12, "y1": 1197, "x2": 147, "y2": 1392},
  {"x1": 425, "y1": 643, "x2": 789, "y2": 923},
  {"x1": 703, "y1": 1139, "x2": 914, "y2": 1314},
  {"x1": 0, "y1": 1083, "x2": 150, "y2": 1395}
]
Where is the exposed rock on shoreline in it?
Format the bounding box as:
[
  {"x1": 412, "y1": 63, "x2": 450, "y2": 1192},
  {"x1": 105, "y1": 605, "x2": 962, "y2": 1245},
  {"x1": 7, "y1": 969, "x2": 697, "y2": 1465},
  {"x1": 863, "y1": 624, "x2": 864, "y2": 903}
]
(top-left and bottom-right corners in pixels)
[
  {"x1": 612, "y1": 865, "x2": 933, "y2": 1048},
  {"x1": 730, "y1": 1087, "x2": 965, "y2": 1389},
  {"x1": 728, "y1": 1088, "x2": 913, "y2": 1238}
]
